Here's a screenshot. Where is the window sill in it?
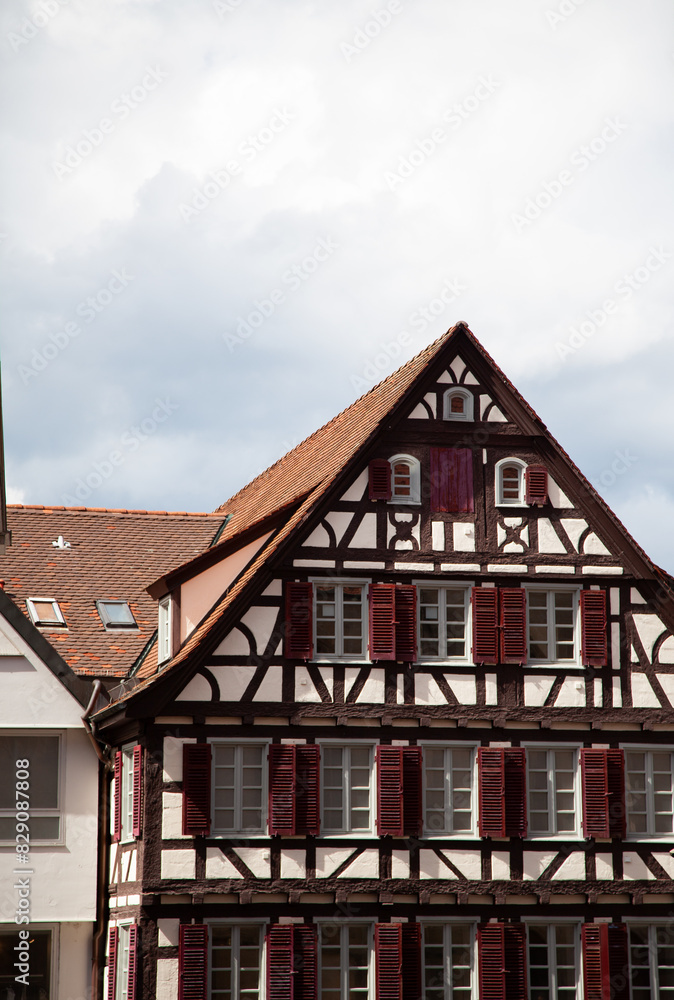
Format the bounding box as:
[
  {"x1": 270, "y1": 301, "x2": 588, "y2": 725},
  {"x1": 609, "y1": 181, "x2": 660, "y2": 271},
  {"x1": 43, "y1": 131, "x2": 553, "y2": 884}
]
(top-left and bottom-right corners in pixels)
[
  {"x1": 210, "y1": 832, "x2": 267, "y2": 840},
  {"x1": 388, "y1": 498, "x2": 421, "y2": 506}
]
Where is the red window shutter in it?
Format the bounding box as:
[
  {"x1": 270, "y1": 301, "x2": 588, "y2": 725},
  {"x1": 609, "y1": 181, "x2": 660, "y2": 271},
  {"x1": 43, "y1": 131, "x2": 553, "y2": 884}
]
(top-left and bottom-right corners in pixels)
[
  {"x1": 107, "y1": 927, "x2": 118, "y2": 1000},
  {"x1": 478, "y1": 748, "x2": 505, "y2": 838},
  {"x1": 607, "y1": 924, "x2": 630, "y2": 1000},
  {"x1": 394, "y1": 585, "x2": 417, "y2": 662},
  {"x1": 132, "y1": 745, "x2": 143, "y2": 838},
  {"x1": 269, "y1": 744, "x2": 297, "y2": 835},
  {"x1": 477, "y1": 923, "x2": 505, "y2": 1000},
  {"x1": 430, "y1": 447, "x2": 474, "y2": 512},
  {"x1": 606, "y1": 749, "x2": 626, "y2": 839},
  {"x1": 503, "y1": 749, "x2": 527, "y2": 838},
  {"x1": 293, "y1": 925, "x2": 318, "y2": 1000},
  {"x1": 524, "y1": 465, "x2": 548, "y2": 505},
  {"x1": 375, "y1": 924, "x2": 402, "y2": 1000},
  {"x1": 285, "y1": 582, "x2": 313, "y2": 660},
  {"x1": 182, "y1": 743, "x2": 211, "y2": 837},
  {"x1": 295, "y1": 745, "x2": 320, "y2": 836},
  {"x1": 402, "y1": 747, "x2": 423, "y2": 837},
  {"x1": 369, "y1": 459, "x2": 392, "y2": 501},
  {"x1": 370, "y1": 584, "x2": 396, "y2": 661},
  {"x1": 267, "y1": 925, "x2": 294, "y2": 1000},
  {"x1": 179, "y1": 924, "x2": 208, "y2": 1000},
  {"x1": 582, "y1": 924, "x2": 610, "y2": 1000},
  {"x1": 127, "y1": 924, "x2": 139, "y2": 1000},
  {"x1": 113, "y1": 751, "x2": 122, "y2": 843},
  {"x1": 581, "y1": 749, "x2": 609, "y2": 838},
  {"x1": 400, "y1": 923, "x2": 421, "y2": 1000},
  {"x1": 503, "y1": 924, "x2": 527, "y2": 1000},
  {"x1": 581, "y1": 590, "x2": 608, "y2": 666},
  {"x1": 499, "y1": 589, "x2": 527, "y2": 665},
  {"x1": 472, "y1": 588, "x2": 499, "y2": 665},
  {"x1": 377, "y1": 746, "x2": 404, "y2": 836}
]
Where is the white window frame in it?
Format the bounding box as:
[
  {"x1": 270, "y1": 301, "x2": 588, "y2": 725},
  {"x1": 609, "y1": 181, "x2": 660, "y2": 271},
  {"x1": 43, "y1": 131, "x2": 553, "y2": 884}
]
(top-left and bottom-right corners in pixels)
[
  {"x1": 0, "y1": 923, "x2": 58, "y2": 999},
  {"x1": 420, "y1": 742, "x2": 478, "y2": 838},
  {"x1": 26, "y1": 597, "x2": 66, "y2": 627},
  {"x1": 207, "y1": 921, "x2": 266, "y2": 1000},
  {"x1": 317, "y1": 921, "x2": 375, "y2": 1000},
  {"x1": 96, "y1": 600, "x2": 137, "y2": 629},
  {"x1": 525, "y1": 584, "x2": 580, "y2": 667},
  {"x1": 420, "y1": 921, "x2": 477, "y2": 1000},
  {"x1": 416, "y1": 584, "x2": 472, "y2": 664},
  {"x1": 114, "y1": 920, "x2": 133, "y2": 1000},
  {"x1": 494, "y1": 457, "x2": 527, "y2": 507},
  {"x1": 627, "y1": 921, "x2": 674, "y2": 998},
  {"x1": 442, "y1": 388, "x2": 474, "y2": 422},
  {"x1": 623, "y1": 745, "x2": 674, "y2": 841},
  {"x1": 523, "y1": 743, "x2": 581, "y2": 840},
  {"x1": 210, "y1": 740, "x2": 268, "y2": 837},
  {"x1": 311, "y1": 578, "x2": 368, "y2": 662},
  {"x1": 389, "y1": 453, "x2": 421, "y2": 504},
  {"x1": 319, "y1": 741, "x2": 376, "y2": 837},
  {"x1": 158, "y1": 595, "x2": 172, "y2": 664},
  {"x1": 0, "y1": 730, "x2": 64, "y2": 846},
  {"x1": 119, "y1": 744, "x2": 135, "y2": 844},
  {"x1": 523, "y1": 920, "x2": 581, "y2": 1000}
]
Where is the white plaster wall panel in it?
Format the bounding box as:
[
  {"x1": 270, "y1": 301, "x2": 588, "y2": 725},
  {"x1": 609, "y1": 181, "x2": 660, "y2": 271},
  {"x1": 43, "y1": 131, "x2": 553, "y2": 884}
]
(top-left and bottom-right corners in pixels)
[
  {"x1": 121, "y1": 848, "x2": 137, "y2": 883},
  {"x1": 340, "y1": 469, "x2": 369, "y2": 501},
  {"x1": 344, "y1": 561, "x2": 386, "y2": 570},
  {"x1": 559, "y1": 519, "x2": 588, "y2": 551},
  {"x1": 485, "y1": 674, "x2": 498, "y2": 705},
  {"x1": 487, "y1": 565, "x2": 528, "y2": 574},
  {"x1": 449, "y1": 356, "x2": 466, "y2": 380},
  {"x1": 209, "y1": 665, "x2": 256, "y2": 701},
  {"x1": 253, "y1": 666, "x2": 283, "y2": 701},
  {"x1": 594, "y1": 678, "x2": 603, "y2": 708},
  {"x1": 294, "y1": 559, "x2": 335, "y2": 568},
  {"x1": 442, "y1": 850, "x2": 481, "y2": 880},
  {"x1": 394, "y1": 539, "x2": 415, "y2": 551},
  {"x1": 488, "y1": 406, "x2": 507, "y2": 422},
  {"x1": 503, "y1": 541, "x2": 524, "y2": 554},
  {"x1": 491, "y1": 853, "x2": 510, "y2": 880},
  {"x1": 345, "y1": 667, "x2": 360, "y2": 700},
  {"x1": 392, "y1": 851, "x2": 410, "y2": 879},
  {"x1": 395, "y1": 562, "x2": 433, "y2": 572},
  {"x1": 420, "y1": 850, "x2": 456, "y2": 879},
  {"x1": 583, "y1": 566, "x2": 623, "y2": 575},
  {"x1": 58, "y1": 923, "x2": 92, "y2": 1000},
  {"x1": 652, "y1": 853, "x2": 674, "y2": 878},
  {"x1": 623, "y1": 854, "x2": 655, "y2": 880},
  {"x1": 631, "y1": 673, "x2": 660, "y2": 708},
  {"x1": 630, "y1": 646, "x2": 639, "y2": 664},
  {"x1": 437, "y1": 369, "x2": 453, "y2": 384},
  {"x1": 295, "y1": 666, "x2": 322, "y2": 703},
  {"x1": 303, "y1": 523, "x2": 331, "y2": 547},
  {"x1": 316, "y1": 848, "x2": 357, "y2": 878},
  {"x1": 583, "y1": 533, "x2": 611, "y2": 556},
  {"x1": 325, "y1": 511, "x2": 355, "y2": 545},
  {"x1": 612, "y1": 676, "x2": 622, "y2": 708},
  {"x1": 610, "y1": 588, "x2": 620, "y2": 615},
  {"x1": 161, "y1": 850, "x2": 196, "y2": 880},
  {"x1": 319, "y1": 667, "x2": 334, "y2": 699},
  {"x1": 163, "y1": 737, "x2": 195, "y2": 783},
  {"x1": 126, "y1": 894, "x2": 141, "y2": 906},
  {"x1": 479, "y1": 395, "x2": 493, "y2": 419},
  {"x1": 463, "y1": 370, "x2": 479, "y2": 385},
  {"x1": 432, "y1": 522, "x2": 445, "y2": 551},
  {"x1": 110, "y1": 842, "x2": 118, "y2": 876},
  {"x1": 442, "y1": 563, "x2": 481, "y2": 572},
  {"x1": 445, "y1": 675, "x2": 477, "y2": 705},
  {"x1": 262, "y1": 580, "x2": 283, "y2": 597},
  {"x1": 338, "y1": 849, "x2": 379, "y2": 878},
  {"x1": 595, "y1": 855, "x2": 613, "y2": 880},
  {"x1": 357, "y1": 669, "x2": 386, "y2": 703},
  {"x1": 397, "y1": 674, "x2": 406, "y2": 705},
  {"x1": 233, "y1": 847, "x2": 271, "y2": 878},
  {"x1": 656, "y1": 674, "x2": 674, "y2": 707},
  {"x1": 536, "y1": 566, "x2": 576, "y2": 575},
  {"x1": 176, "y1": 673, "x2": 212, "y2": 701},
  {"x1": 0, "y1": 627, "x2": 20, "y2": 655},
  {"x1": 205, "y1": 848, "x2": 243, "y2": 879},
  {"x1": 633, "y1": 614, "x2": 666, "y2": 660},
  {"x1": 453, "y1": 523, "x2": 476, "y2": 551},
  {"x1": 659, "y1": 637, "x2": 674, "y2": 663},
  {"x1": 554, "y1": 677, "x2": 586, "y2": 708},
  {"x1": 158, "y1": 919, "x2": 181, "y2": 947},
  {"x1": 552, "y1": 853, "x2": 586, "y2": 880},
  {"x1": 281, "y1": 850, "x2": 307, "y2": 878},
  {"x1": 523, "y1": 852, "x2": 557, "y2": 880},
  {"x1": 156, "y1": 959, "x2": 179, "y2": 1000},
  {"x1": 537, "y1": 519, "x2": 567, "y2": 554},
  {"x1": 162, "y1": 792, "x2": 189, "y2": 840},
  {"x1": 630, "y1": 587, "x2": 646, "y2": 605},
  {"x1": 547, "y1": 477, "x2": 573, "y2": 508},
  {"x1": 424, "y1": 392, "x2": 438, "y2": 417},
  {"x1": 524, "y1": 676, "x2": 555, "y2": 707},
  {"x1": 214, "y1": 628, "x2": 250, "y2": 657},
  {"x1": 350, "y1": 513, "x2": 377, "y2": 549},
  {"x1": 415, "y1": 674, "x2": 446, "y2": 705},
  {"x1": 611, "y1": 623, "x2": 621, "y2": 671},
  {"x1": 239, "y1": 607, "x2": 280, "y2": 654},
  {"x1": 408, "y1": 402, "x2": 429, "y2": 419}
]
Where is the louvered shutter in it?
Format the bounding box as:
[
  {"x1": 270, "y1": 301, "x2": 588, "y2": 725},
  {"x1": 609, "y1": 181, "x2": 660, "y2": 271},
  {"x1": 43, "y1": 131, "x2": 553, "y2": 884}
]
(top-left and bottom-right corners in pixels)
[
  {"x1": 285, "y1": 582, "x2": 313, "y2": 660},
  {"x1": 294, "y1": 925, "x2": 318, "y2": 1000},
  {"x1": 581, "y1": 590, "x2": 608, "y2": 666},
  {"x1": 369, "y1": 459, "x2": 392, "y2": 501},
  {"x1": 269, "y1": 744, "x2": 297, "y2": 835},
  {"x1": 113, "y1": 751, "x2": 122, "y2": 843},
  {"x1": 127, "y1": 924, "x2": 139, "y2": 1000},
  {"x1": 582, "y1": 924, "x2": 610, "y2": 1000},
  {"x1": 295, "y1": 745, "x2": 320, "y2": 836},
  {"x1": 132, "y1": 745, "x2": 143, "y2": 838},
  {"x1": 503, "y1": 925, "x2": 527, "y2": 1000},
  {"x1": 478, "y1": 748, "x2": 506, "y2": 837},
  {"x1": 179, "y1": 924, "x2": 208, "y2": 1000},
  {"x1": 107, "y1": 927, "x2": 118, "y2": 1000},
  {"x1": 499, "y1": 589, "x2": 527, "y2": 665},
  {"x1": 524, "y1": 465, "x2": 548, "y2": 505},
  {"x1": 607, "y1": 924, "x2": 630, "y2": 1000},
  {"x1": 370, "y1": 584, "x2": 396, "y2": 661},
  {"x1": 267, "y1": 925, "x2": 294, "y2": 1000},
  {"x1": 182, "y1": 743, "x2": 211, "y2": 837},
  {"x1": 472, "y1": 588, "x2": 499, "y2": 665},
  {"x1": 402, "y1": 747, "x2": 423, "y2": 837},
  {"x1": 394, "y1": 585, "x2": 417, "y2": 662},
  {"x1": 477, "y1": 923, "x2": 505, "y2": 1000},
  {"x1": 377, "y1": 746, "x2": 404, "y2": 836},
  {"x1": 430, "y1": 447, "x2": 474, "y2": 512},
  {"x1": 606, "y1": 750, "x2": 626, "y2": 839},
  {"x1": 581, "y1": 749, "x2": 610, "y2": 839},
  {"x1": 375, "y1": 924, "x2": 402, "y2": 1000},
  {"x1": 503, "y1": 749, "x2": 527, "y2": 838},
  {"x1": 400, "y1": 923, "x2": 421, "y2": 1000}
]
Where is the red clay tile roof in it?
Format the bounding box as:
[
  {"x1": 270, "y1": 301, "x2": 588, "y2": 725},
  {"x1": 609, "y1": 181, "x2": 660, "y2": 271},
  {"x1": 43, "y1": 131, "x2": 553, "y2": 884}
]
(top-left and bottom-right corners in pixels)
[{"x1": 0, "y1": 506, "x2": 224, "y2": 677}]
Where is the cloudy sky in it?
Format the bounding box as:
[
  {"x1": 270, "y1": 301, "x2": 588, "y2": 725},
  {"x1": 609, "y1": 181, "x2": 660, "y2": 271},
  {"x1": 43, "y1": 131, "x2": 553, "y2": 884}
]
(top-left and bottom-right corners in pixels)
[{"x1": 1, "y1": 0, "x2": 673, "y2": 571}]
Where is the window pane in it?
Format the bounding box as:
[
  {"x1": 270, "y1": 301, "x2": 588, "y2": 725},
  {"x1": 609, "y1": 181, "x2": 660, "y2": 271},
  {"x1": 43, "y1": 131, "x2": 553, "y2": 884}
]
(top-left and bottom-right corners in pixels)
[
  {"x1": 393, "y1": 463, "x2": 411, "y2": 497},
  {"x1": 0, "y1": 929, "x2": 51, "y2": 999},
  {"x1": 0, "y1": 736, "x2": 59, "y2": 810}
]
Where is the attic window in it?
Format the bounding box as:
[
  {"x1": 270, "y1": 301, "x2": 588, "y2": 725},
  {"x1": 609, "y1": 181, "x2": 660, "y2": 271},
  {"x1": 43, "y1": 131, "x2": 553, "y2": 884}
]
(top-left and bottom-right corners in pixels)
[
  {"x1": 443, "y1": 388, "x2": 474, "y2": 422},
  {"x1": 26, "y1": 598, "x2": 66, "y2": 627},
  {"x1": 96, "y1": 600, "x2": 137, "y2": 629}
]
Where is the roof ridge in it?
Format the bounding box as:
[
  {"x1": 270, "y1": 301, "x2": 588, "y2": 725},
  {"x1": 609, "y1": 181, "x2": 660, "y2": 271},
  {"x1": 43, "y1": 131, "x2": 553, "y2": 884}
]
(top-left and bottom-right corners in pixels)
[{"x1": 8, "y1": 504, "x2": 221, "y2": 517}]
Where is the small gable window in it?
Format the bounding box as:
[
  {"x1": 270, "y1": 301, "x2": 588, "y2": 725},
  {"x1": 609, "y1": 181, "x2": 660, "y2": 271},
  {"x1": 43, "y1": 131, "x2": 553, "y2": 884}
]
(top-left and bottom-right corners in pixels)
[
  {"x1": 96, "y1": 600, "x2": 137, "y2": 629},
  {"x1": 443, "y1": 388, "x2": 474, "y2": 422},
  {"x1": 495, "y1": 457, "x2": 527, "y2": 506},
  {"x1": 389, "y1": 454, "x2": 420, "y2": 504},
  {"x1": 26, "y1": 598, "x2": 66, "y2": 627},
  {"x1": 158, "y1": 595, "x2": 172, "y2": 664}
]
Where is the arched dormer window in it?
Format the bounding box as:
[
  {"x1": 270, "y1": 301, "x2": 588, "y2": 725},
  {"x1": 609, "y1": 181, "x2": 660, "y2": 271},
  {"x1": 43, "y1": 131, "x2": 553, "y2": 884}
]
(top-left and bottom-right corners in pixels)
[
  {"x1": 495, "y1": 457, "x2": 527, "y2": 506},
  {"x1": 389, "y1": 454, "x2": 420, "y2": 504},
  {"x1": 443, "y1": 388, "x2": 474, "y2": 422}
]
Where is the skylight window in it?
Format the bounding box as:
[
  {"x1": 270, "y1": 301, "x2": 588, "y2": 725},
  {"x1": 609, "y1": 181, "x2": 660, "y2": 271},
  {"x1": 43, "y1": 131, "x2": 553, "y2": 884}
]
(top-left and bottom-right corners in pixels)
[
  {"x1": 96, "y1": 600, "x2": 137, "y2": 629},
  {"x1": 26, "y1": 598, "x2": 66, "y2": 627}
]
